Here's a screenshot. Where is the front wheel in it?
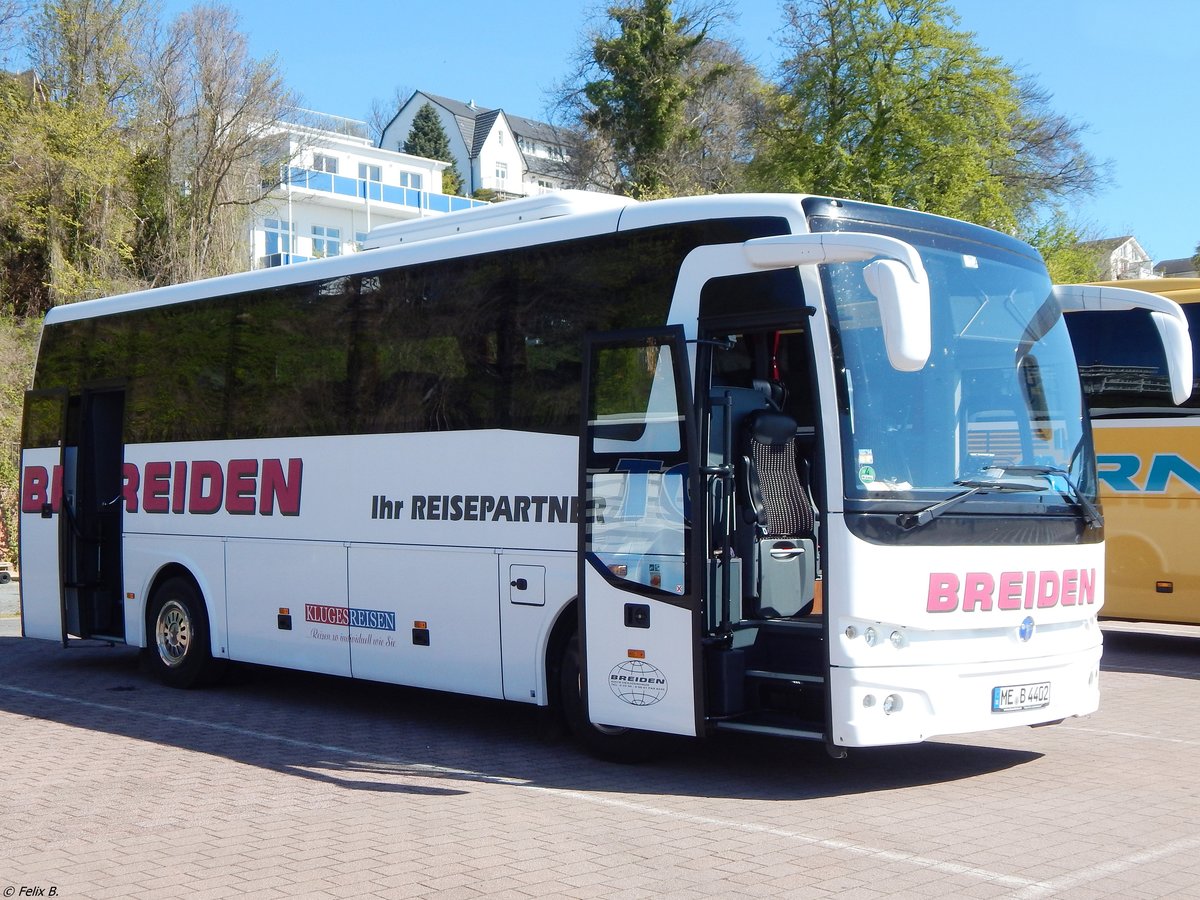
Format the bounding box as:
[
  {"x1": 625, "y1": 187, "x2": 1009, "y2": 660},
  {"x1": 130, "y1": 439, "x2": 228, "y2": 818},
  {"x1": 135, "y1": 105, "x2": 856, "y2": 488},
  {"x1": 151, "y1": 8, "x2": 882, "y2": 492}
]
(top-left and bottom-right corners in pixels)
[
  {"x1": 559, "y1": 635, "x2": 662, "y2": 763},
  {"x1": 147, "y1": 576, "x2": 223, "y2": 688}
]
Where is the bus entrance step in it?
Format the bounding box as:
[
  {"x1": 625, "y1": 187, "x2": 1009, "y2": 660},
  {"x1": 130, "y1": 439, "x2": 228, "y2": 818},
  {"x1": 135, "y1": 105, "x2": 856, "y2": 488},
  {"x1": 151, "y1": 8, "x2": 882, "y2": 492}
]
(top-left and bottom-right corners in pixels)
[
  {"x1": 745, "y1": 669, "x2": 824, "y2": 685},
  {"x1": 712, "y1": 720, "x2": 824, "y2": 741}
]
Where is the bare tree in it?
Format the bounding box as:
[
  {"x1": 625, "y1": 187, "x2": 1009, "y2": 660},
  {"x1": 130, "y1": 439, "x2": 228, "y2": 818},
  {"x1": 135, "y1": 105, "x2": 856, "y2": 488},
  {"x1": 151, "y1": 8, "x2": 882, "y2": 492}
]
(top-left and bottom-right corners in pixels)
[
  {"x1": 366, "y1": 83, "x2": 413, "y2": 147},
  {"x1": 0, "y1": 0, "x2": 27, "y2": 64},
  {"x1": 140, "y1": 2, "x2": 297, "y2": 282},
  {"x1": 25, "y1": 0, "x2": 152, "y2": 116}
]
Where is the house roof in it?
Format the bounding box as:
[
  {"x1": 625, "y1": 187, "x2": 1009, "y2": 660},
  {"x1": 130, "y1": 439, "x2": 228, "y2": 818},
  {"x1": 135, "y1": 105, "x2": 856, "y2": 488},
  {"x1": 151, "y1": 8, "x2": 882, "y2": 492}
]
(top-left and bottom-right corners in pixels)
[
  {"x1": 415, "y1": 91, "x2": 565, "y2": 157},
  {"x1": 1077, "y1": 236, "x2": 1137, "y2": 254},
  {"x1": 1154, "y1": 257, "x2": 1199, "y2": 276}
]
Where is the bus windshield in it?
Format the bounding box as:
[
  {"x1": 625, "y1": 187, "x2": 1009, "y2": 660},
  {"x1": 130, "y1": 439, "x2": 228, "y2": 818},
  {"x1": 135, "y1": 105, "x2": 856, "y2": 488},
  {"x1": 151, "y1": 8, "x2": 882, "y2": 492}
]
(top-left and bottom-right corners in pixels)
[{"x1": 823, "y1": 226, "x2": 1092, "y2": 508}]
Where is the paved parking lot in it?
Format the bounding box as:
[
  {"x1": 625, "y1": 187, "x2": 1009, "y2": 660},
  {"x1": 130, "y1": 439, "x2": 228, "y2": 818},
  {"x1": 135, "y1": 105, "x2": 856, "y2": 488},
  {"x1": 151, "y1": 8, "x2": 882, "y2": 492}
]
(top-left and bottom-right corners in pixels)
[{"x1": 2, "y1": 584, "x2": 1199, "y2": 899}]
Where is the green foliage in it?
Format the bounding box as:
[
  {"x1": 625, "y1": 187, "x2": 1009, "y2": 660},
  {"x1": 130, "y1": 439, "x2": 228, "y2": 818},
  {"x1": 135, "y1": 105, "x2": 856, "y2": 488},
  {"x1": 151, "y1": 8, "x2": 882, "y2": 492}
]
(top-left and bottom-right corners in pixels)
[
  {"x1": 1022, "y1": 211, "x2": 1104, "y2": 284},
  {"x1": 0, "y1": 317, "x2": 39, "y2": 562},
  {"x1": 0, "y1": 66, "x2": 138, "y2": 313},
  {"x1": 749, "y1": 0, "x2": 1100, "y2": 231},
  {"x1": 579, "y1": 0, "x2": 727, "y2": 198},
  {"x1": 403, "y1": 101, "x2": 465, "y2": 197},
  {"x1": 442, "y1": 162, "x2": 465, "y2": 197},
  {"x1": 403, "y1": 102, "x2": 453, "y2": 159}
]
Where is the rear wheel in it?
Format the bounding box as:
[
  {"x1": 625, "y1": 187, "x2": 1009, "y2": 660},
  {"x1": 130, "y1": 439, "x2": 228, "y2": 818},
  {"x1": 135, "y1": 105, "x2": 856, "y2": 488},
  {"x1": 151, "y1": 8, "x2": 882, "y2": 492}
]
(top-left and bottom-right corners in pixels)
[
  {"x1": 559, "y1": 634, "x2": 662, "y2": 763},
  {"x1": 147, "y1": 576, "x2": 223, "y2": 688}
]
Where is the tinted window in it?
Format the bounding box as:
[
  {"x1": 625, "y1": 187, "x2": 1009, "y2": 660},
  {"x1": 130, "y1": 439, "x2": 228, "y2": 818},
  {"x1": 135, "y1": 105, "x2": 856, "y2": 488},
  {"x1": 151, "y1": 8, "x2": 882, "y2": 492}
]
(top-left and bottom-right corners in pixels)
[
  {"x1": 31, "y1": 218, "x2": 792, "y2": 444},
  {"x1": 1066, "y1": 306, "x2": 1200, "y2": 412}
]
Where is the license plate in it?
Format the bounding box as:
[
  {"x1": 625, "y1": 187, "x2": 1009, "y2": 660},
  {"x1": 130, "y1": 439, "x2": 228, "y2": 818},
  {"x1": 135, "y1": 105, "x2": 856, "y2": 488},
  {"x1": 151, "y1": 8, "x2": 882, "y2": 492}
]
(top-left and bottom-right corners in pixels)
[{"x1": 991, "y1": 681, "x2": 1051, "y2": 712}]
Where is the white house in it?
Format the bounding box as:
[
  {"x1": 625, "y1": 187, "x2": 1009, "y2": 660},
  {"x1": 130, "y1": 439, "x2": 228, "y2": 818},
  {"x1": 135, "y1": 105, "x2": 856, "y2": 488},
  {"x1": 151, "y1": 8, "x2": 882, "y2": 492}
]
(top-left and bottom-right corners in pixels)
[
  {"x1": 251, "y1": 110, "x2": 486, "y2": 269},
  {"x1": 379, "y1": 92, "x2": 572, "y2": 200},
  {"x1": 1078, "y1": 236, "x2": 1155, "y2": 281}
]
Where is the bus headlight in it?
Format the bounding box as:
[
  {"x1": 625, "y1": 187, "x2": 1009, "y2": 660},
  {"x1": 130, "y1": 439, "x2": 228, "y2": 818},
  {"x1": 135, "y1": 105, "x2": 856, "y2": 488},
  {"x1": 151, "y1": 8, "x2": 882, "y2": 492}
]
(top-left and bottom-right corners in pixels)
[{"x1": 883, "y1": 694, "x2": 903, "y2": 715}]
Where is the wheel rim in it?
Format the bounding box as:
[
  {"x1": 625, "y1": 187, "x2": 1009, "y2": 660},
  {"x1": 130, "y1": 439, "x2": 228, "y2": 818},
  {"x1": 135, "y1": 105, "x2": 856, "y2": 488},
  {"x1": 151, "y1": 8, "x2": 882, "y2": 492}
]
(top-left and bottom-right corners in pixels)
[{"x1": 155, "y1": 599, "x2": 192, "y2": 668}]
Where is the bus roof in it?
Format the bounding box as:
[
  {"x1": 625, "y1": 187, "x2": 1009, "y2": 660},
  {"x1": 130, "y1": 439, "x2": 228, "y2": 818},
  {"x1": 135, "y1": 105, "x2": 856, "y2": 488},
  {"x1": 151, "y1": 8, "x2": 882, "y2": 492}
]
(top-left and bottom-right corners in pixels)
[{"x1": 1090, "y1": 278, "x2": 1200, "y2": 305}]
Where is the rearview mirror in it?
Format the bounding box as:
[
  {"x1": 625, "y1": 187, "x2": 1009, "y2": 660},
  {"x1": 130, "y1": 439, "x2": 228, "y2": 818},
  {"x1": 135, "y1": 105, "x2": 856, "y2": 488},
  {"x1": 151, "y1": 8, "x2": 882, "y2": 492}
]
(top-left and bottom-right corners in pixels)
[{"x1": 744, "y1": 232, "x2": 931, "y2": 372}]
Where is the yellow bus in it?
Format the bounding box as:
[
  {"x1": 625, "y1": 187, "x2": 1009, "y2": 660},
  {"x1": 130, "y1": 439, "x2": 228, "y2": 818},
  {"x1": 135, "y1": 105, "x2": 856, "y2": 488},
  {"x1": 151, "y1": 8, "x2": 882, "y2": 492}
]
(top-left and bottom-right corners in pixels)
[{"x1": 1064, "y1": 278, "x2": 1200, "y2": 624}]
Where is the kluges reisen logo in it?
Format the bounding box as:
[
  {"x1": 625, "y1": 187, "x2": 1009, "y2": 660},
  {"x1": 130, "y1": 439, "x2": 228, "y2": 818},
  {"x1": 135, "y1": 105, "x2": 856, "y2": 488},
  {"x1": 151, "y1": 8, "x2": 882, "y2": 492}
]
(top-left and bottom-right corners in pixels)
[
  {"x1": 926, "y1": 569, "x2": 1097, "y2": 613},
  {"x1": 305, "y1": 604, "x2": 397, "y2": 631}
]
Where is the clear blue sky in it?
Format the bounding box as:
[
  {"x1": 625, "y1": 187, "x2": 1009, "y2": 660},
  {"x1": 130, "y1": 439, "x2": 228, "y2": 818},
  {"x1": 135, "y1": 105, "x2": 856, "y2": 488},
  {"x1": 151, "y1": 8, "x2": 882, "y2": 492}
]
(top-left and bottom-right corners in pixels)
[{"x1": 175, "y1": 0, "x2": 1197, "y2": 261}]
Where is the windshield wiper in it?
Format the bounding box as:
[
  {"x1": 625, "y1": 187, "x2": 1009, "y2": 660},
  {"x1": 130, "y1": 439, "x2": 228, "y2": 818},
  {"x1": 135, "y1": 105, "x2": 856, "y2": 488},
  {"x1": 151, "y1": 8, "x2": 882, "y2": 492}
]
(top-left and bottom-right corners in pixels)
[
  {"x1": 897, "y1": 478, "x2": 1046, "y2": 531},
  {"x1": 988, "y1": 465, "x2": 1103, "y2": 529}
]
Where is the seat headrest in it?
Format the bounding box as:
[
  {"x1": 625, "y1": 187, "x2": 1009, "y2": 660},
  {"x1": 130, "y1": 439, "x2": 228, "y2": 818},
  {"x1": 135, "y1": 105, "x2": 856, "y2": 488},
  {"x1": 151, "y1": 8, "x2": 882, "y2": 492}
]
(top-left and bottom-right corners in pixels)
[{"x1": 746, "y1": 411, "x2": 798, "y2": 445}]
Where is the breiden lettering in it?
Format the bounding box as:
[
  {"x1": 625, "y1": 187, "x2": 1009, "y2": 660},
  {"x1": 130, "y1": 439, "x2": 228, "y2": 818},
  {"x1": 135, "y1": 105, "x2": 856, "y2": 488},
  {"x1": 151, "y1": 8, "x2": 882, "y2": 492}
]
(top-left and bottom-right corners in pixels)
[
  {"x1": 21, "y1": 458, "x2": 303, "y2": 517},
  {"x1": 927, "y1": 569, "x2": 1097, "y2": 613}
]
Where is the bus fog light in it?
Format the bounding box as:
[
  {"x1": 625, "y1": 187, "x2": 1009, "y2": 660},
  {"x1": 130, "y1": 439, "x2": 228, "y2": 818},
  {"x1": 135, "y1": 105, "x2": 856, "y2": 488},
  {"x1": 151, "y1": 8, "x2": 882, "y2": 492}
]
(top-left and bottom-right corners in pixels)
[
  {"x1": 883, "y1": 694, "x2": 903, "y2": 714},
  {"x1": 863, "y1": 694, "x2": 876, "y2": 708},
  {"x1": 889, "y1": 630, "x2": 904, "y2": 648},
  {"x1": 864, "y1": 627, "x2": 877, "y2": 646},
  {"x1": 844, "y1": 626, "x2": 858, "y2": 639}
]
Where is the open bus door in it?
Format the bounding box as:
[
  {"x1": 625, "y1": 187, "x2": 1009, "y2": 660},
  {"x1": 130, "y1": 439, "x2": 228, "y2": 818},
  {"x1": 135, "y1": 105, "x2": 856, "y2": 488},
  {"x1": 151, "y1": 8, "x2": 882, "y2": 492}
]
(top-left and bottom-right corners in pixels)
[
  {"x1": 21, "y1": 386, "x2": 127, "y2": 645},
  {"x1": 19, "y1": 388, "x2": 68, "y2": 643},
  {"x1": 578, "y1": 327, "x2": 704, "y2": 740},
  {"x1": 61, "y1": 387, "x2": 127, "y2": 642}
]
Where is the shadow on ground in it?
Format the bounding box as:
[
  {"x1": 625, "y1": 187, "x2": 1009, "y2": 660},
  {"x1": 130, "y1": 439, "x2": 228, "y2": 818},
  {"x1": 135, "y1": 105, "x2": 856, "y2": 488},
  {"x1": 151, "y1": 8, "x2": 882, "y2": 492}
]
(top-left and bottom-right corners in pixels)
[{"x1": 0, "y1": 632, "x2": 1043, "y2": 803}]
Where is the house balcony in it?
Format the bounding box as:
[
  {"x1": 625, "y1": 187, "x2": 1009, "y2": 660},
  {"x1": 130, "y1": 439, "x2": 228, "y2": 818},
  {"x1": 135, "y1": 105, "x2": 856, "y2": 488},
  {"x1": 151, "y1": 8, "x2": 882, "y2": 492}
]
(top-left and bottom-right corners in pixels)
[{"x1": 282, "y1": 167, "x2": 487, "y2": 215}]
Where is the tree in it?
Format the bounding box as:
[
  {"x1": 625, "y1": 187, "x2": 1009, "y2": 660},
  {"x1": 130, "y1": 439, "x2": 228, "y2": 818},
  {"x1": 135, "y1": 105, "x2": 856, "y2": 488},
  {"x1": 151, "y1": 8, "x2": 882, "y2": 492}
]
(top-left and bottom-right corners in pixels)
[
  {"x1": 1024, "y1": 211, "x2": 1104, "y2": 285},
  {"x1": 749, "y1": 0, "x2": 1104, "y2": 232},
  {"x1": 0, "y1": 0, "x2": 25, "y2": 64},
  {"x1": 402, "y1": 101, "x2": 464, "y2": 195},
  {"x1": 366, "y1": 82, "x2": 411, "y2": 145},
  {"x1": 138, "y1": 2, "x2": 297, "y2": 283},
  {"x1": 1192, "y1": 240, "x2": 1200, "y2": 276},
  {"x1": 555, "y1": 0, "x2": 752, "y2": 198},
  {"x1": 0, "y1": 0, "x2": 154, "y2": 313}
]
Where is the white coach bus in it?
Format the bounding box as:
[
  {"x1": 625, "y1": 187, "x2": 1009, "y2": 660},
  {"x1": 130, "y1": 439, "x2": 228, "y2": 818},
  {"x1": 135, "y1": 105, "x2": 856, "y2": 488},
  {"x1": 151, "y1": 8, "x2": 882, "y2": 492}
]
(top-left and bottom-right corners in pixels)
[{"x1": 19, "y1": 191, "x2": 1190, "y2": 759}]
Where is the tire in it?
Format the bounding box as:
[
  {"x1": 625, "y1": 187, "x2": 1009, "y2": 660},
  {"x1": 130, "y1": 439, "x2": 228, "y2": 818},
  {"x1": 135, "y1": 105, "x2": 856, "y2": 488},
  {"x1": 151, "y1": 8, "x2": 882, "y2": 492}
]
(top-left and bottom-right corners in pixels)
[
  {"x1": 147, "y1": 576, "x2": 223, "y2": 688},
  {"x1": 559, "y1": 635, "x2": 662, "y2": 763}
]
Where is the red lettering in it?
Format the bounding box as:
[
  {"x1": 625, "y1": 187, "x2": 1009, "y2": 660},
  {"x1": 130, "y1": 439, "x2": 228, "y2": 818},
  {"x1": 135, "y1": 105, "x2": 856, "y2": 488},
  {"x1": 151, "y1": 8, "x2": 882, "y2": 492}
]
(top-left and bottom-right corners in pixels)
[
  {"x1": 122, "y1": 463, "x2": 140, "y2": 513},
  {"x1": 305, "y1": 604, "x2": 349, "y2": 626},
  {"x1": 259, "y1": 458, "x2": 303, "y2": 516},
  {"x1": 188, "y1": 460, "x2": 224, "y2": 514},
  {"x1": 29, "y1": 464, "x2": 62, "y2": 514},
  {"x1": 997, "y1": 571, "x2": 1023, "y2": 610},
  {"x1": 225, "y1": 459, "x2": 258, "y2": 515},
  {"x1": 1037, "y1": 571, "x2": 1060, "y2": 608},
  {"x1": 144, "y1": 461, "x2": 171, "y2": 514},
  {"x1": 21, "y1": 466, "x2": 49, "y2": 513},
  {"x1": 927, "y1": 573, "x2": 959, "y2": 613},
  {"x1": 961, "y1": 573, "x2": 994, "y2": 612},
  {"x1": 1024, "y1": 571, "x2": 1037, "y2": 609},
  {"x1": 172, "y1": 461, "x2": 188, "y2": 514}
]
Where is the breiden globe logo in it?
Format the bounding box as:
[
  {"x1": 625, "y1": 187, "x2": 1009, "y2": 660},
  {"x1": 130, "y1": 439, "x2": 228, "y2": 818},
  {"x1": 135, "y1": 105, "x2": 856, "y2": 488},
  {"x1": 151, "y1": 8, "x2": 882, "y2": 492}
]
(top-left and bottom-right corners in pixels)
[{"x1": 609, "y1": 659, "x2": 668, "y2": 706}]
